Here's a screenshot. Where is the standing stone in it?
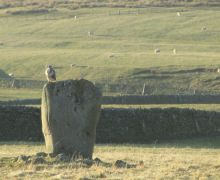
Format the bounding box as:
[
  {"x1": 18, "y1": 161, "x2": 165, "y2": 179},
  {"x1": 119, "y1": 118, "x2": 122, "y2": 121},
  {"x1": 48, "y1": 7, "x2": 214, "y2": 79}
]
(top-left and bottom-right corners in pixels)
[{"x1": 41, "y1": 79, "x2": 102, "y2": 159}]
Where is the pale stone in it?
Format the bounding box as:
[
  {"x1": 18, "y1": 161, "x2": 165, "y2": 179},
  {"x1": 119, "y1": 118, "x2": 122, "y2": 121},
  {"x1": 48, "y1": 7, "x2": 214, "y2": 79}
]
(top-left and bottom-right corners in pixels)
[{"x1": 41, "y1": 79, "x2": 102, "y2": 159}]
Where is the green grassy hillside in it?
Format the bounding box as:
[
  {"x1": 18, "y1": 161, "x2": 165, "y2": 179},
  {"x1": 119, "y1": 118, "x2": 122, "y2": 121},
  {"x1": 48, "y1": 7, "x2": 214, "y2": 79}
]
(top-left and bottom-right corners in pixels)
[
  {"x1": 0, "y1": 6, "x2": 220, "y2": 96},
  {"x1": 0, "y1": 0, "x2": 220, "y2": 9}
]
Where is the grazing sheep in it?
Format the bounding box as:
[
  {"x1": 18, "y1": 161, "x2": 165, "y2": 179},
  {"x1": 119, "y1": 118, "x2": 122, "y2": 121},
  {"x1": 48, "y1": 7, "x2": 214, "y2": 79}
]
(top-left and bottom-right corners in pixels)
[
  {"x1": 173, "y1": 48, "x2": 176, "y2": 55},
  {"x1": 201, "y1": 26, "x2": 207, "y2": 31},
  {"x1": 88, "y1": 31, "x2": 95, "y2": 36},
  {"x1": 70, "y1": 64, "x2": 75, "y2": 67},
  {"x1": 88, "y1": 31, "x2": 94, "y2": 36},
  {"x1": 8, "y1": 73, "x2": 14, "y2": 78},
  {"x1": 217, "y1": 68, "x2": 220, "y2": 73},
  {"x1": 109, "y1": 54, "x2": 115, "y2": 58},
  {"x1": 74, "y1": 16, "x2": 77, "y2": 20},
  {"x1": 177, "y1": 12, "x2": 181, "y2": 16},
  {"x1": 154, "y1": 48, "x2": 160, "y2": 54}
]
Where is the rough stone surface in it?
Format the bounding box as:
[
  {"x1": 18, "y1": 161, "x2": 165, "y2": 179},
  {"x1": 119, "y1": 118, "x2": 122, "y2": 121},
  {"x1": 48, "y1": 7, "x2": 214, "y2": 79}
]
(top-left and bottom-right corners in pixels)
[
  {"x1": 41, "y1": 79, "x2": 102, "y2": 159},
  {"x1": 17, "y1": 155, "x2": 30, "y2": 164},
  {"x1": 36, "y1": 152, "x2": 47, "y2": 157},
  {"x1": 114, "y1": 160, "x2": 137, "y2": 168},
  {"x1": 55, "y1": 153, "x2": 69, "y2": 162},
  {"x1": 31, "y1": 156, "x2": 46, "y2": 164}
]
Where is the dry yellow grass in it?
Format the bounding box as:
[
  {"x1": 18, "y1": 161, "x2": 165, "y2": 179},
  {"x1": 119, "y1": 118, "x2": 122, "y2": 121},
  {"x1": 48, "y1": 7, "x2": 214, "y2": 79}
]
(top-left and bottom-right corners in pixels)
[{"x1": 1, "y1": 138, "x2": 220, "y2": 179}]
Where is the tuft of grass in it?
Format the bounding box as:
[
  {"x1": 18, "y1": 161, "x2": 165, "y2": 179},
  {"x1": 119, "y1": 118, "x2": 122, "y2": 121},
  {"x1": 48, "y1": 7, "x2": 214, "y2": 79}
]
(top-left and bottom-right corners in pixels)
[{"x1": 103, "y1": 104, "x2": 220, "y2": 112}]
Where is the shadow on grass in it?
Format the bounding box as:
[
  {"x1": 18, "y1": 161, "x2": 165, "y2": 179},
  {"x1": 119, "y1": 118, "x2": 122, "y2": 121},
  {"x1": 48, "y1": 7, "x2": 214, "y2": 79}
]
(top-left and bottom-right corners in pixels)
[
  {"x1": 1, "y1": 136, "x2": 220, "y2": 149},
  {"x1": 98, "y1": 136, "x2": 220, "y2": 149},
  {"x1": 0, "y1": 141, "x2": 43, "y2": 146},
  {"x1": 153, "y1": 136, "x2": 220, "y2": 149}
]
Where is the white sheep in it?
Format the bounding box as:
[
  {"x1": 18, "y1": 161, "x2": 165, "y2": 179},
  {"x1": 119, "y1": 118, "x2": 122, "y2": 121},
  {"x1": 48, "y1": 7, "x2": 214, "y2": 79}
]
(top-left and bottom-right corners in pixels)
[
  {"x1": 70, "y1": 64, "x2": 75, "y2": 67},
  {"x1": 154, "y1": 48, "x2": 160, "y2": 54},
  {"x1": 109, "y1": 54, "x2": 115, "y2": 58},
  {"x1": 173, "y1": 48, "x2": 176, "y2": 55},
  {"x1": 201, "y1": 26, "x2": 207, "y2": 31},
  {"x1": 8, "y1": 73, "x2": 14, "y2": 78},
  {"x1": 177, "y1": 12, "x2": 181, "y2": 17},
  {"x1": 74, "y1": 16, "x2": 77, "y2": 20},
  {"x1": 217, "y1": 68, "x2": 220, "y2": 73},
  {"x1": 88, "y1": 31, "x2": 94, "y2": 36}
]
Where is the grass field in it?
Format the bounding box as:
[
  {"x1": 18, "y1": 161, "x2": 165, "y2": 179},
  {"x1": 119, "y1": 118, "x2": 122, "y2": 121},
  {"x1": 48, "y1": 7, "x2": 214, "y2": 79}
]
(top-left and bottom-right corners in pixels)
[
  {"x1": 1, "y1": 6, "x2": 220, "y2": 95},
  {"x1": 1, "y1": 0, "x2": 220, "y2": 9},
  {"x1": 1, "y1": 137, "x2": 220, "y2": 179},
  {"x1": 0, "y1": 88, "x2": 41, "y2": 101},
  {"x1": 1, "y1": 3, "x2": 220, "y2": 179},
  {"x1": 103, "y1": 104, "x2": 220, "y2": 112},
  {"x1": 2, "y1": 88, "x2": 220, "y2": 112}
]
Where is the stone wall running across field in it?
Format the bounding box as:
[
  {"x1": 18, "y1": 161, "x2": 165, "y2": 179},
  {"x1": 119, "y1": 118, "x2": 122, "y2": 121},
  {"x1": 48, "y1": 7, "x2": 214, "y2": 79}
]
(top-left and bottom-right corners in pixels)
[
  {"x1": 0, "y1": 106, "x2": 42, "y2": 141},
  {"x1": 0, "y1": 106, "x2": 220, "y2": 143},
  {"x1": 2, "y1": 95, "x2": 220, "y2": 106},
  {"x1": 102, "y1": 95, "x2": 220, "y2": 104}
]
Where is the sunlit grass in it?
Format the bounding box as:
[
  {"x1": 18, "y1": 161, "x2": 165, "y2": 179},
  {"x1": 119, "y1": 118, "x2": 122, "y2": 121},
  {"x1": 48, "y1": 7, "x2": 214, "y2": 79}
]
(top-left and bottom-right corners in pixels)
[
  {"x1": 0, "y1": 7, "x2": 220, "y2": 82},
  {"x1": 1, "y1": 88, "x2": 220, "y2": 112},
  {"x1": 1, "y1": 137, "x2": 220, "y2": 179},
  {"x1": 0, "y1": 88, "x2": 41, "y2": 101},
  {"x1": 103, "y1": 104, "x2": 220, "y2": 111}
]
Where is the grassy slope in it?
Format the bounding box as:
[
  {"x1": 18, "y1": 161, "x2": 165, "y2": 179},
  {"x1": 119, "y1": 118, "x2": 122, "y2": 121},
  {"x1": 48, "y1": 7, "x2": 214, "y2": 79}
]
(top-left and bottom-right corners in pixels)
[
  {"x1": 0, "y1": 88, "x2": 41, "y2": 101},
  {"x1": 1, "y1": 87, "x2": 220, "y2": 112},
  {"x1": 0, "y1": 6, "x2": 220, "y2": 96},
  {"x1": 103, "y1": 104, "x2": 220, "y2": 112},
  {"x1": 1, "y1": 137, "x2": 220, "y2": 179},
  {"x1": 0, "y1": 0, "x2": 220, "y2": 8},
  {"x1": 2, "y1": 88, "x2": 220, "y2": 112}
]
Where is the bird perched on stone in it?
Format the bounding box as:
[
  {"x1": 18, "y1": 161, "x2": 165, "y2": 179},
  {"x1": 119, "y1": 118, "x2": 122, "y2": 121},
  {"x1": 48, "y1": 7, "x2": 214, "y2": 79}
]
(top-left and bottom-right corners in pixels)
[{"x1": 45, "y1": 65, "x2": 56, "y2": 82}]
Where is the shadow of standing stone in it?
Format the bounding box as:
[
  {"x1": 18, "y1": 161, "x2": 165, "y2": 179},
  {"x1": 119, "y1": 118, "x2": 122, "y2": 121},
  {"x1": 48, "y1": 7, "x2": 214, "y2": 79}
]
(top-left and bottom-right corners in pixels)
[{"x1": 41, "y1": 79, "x2": 102, "y2": 159}]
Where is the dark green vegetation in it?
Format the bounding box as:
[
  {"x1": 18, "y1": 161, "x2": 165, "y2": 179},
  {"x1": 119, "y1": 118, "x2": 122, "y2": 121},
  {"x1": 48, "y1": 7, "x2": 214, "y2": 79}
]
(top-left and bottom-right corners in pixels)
[{"x1": 0, "y1": 0, "x2": 220, "y2": 9}]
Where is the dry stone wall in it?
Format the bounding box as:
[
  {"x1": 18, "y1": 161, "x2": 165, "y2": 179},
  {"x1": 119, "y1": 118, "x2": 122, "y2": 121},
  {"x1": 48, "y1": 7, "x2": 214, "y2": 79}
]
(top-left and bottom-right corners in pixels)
[
  {"x1": 0, "y1": 106, "x2": 42, "y2": 141},
  {"x1": 0, "y1": 106, "x2": 220, "y2": 143},
  {"x1": 2, "y1": 95, "x2": 220, "y2": 106}
]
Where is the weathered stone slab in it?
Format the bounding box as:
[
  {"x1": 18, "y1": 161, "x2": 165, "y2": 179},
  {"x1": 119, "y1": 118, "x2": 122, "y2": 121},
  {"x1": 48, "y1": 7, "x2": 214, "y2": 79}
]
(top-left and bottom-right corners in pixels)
[{"x1": 41, "y1": 79, "x2": 102, "y2": 159}]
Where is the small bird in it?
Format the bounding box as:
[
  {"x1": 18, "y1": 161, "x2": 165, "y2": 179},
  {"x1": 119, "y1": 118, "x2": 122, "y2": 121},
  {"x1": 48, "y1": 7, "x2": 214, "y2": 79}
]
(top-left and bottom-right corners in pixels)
[{"x1": 45, "y1": 65, "x2": 56, "y2": 82}]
